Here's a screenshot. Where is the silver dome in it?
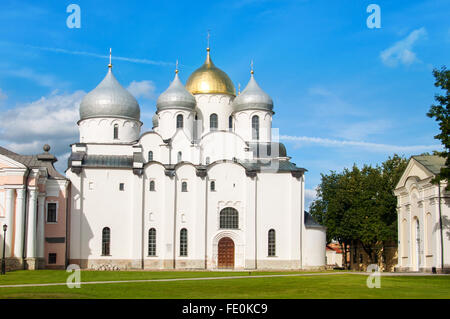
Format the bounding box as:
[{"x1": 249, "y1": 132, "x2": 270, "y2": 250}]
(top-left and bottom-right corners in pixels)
[
  {"x1": 152, "y1": 113, "x2": 159, "y2": 128},
  {"x1": 232, "y1": 74, "x2": 273, "y2": 113},
  {"x1": 156, "y1": 73, "x2": 196, "y2": 111},
  {"x1": 80, "y1": 68, "x2": 140, "y2": 121}
]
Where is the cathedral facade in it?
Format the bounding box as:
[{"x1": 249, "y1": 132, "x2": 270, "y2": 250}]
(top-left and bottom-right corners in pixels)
[{"x1": 65, "y1": 48, "x2": 326, "y2": 270}]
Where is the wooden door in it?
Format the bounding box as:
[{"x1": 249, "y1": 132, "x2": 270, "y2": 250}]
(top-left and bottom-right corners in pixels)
[{"x1": 218, "y1": 237, "x2": 235, "y2": 269}]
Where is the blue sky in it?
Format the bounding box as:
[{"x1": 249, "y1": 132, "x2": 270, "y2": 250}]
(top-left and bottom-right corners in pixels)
[{"x1": 0, "y1": 0, "x2": 448, "y2": 208}]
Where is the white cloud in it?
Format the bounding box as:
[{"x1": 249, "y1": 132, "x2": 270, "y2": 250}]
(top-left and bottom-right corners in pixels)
[
  {"x1": 127, "y1": 80, "x2": 156, "y2": 100},
  {"x1": 304, "y1": 188, "x2": 317, "y2": 210},
  {"x1": 380, "y1": 27, "x2": 427, "y2": 67},
  {"x1": 0, "y1": 90, "x2": 85, "y2": 162},
  {"x1": 21, "y1": 44, "x2": 174, "y2": 67},
  {"x1": 4, "y1": 67, "x2": 68, "y2": 88},
  {"x1": 280, "y1": 135, "x2": 440, "y2": 153}
]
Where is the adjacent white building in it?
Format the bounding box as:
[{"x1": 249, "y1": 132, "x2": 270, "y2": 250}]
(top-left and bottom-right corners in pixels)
[
  {"x1": 66, "y1": 48, "x2": 326, "y2": 270},
  {"x1": 394, "y1": 155, "x2": 450, "y2": 273}
]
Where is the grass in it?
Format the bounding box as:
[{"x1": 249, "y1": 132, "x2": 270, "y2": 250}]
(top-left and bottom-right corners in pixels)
[{"x1": 0, "y1": 270, "x2": 449, "y2": 299}]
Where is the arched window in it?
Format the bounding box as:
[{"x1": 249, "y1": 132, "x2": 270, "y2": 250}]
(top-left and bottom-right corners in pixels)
[
  {"x1": 220, "y1": 207, "x2": 239, "y2": 229},
  {"x1": 252, "y1": 115, "x2": 259, "y2": 140},
  {"x1": 176, "y1": 114, "x2": 184, "y2": 129},
  {"x1": 102, "y1": 227, "x2": 110, "y2": 256},
  {"x1": 177, "y1": 151, "x2": 182, "y2": 163},
  {"x1": 180, "y1": 228, "x2": 188, "y2": 256},
  {"x1": 149, "y1": 180, "x2": 155, "y2": 192},
  {"x1": 148, "y1": 151, "x2": 153, "y2": 162},
  {"x1": 113, "y1": 124, "x2": 119, "y2": 140},
  {"x1": 228, "y1": 116, "x2": 233, "y2": 131},
  {"x1": 205, "y1": 157, "x2": 210, "y2": 165},
  {"x1": 181, "y1": 181, "x2": 188, "y2": 192},
  {"x1": 210, "y1": 181, "x2": 215, "y2": 191},
  {"x1": 268, "y1": 229, "x2": 276, "y2": 256},
  {"x1": 148, "y1": 228, "x2": 156, "y2": 256},
  {"x1": 210, "y1": 113, "x2": 218, "y2": 130}
]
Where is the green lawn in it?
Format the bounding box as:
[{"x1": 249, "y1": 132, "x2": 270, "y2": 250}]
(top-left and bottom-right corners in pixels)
[{"x1": 0, "y1": 270, "x2": 449, "y2": 299}]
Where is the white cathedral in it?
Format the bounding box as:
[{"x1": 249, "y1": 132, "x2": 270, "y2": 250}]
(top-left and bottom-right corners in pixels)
[{"x1": 66, "y1": 47, "x2": 326, "y2": 270}]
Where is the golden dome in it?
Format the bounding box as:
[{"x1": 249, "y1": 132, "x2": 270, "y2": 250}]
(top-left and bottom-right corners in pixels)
[{"x1": 186, "y1": 48, "x2": 236, "y2": 96}]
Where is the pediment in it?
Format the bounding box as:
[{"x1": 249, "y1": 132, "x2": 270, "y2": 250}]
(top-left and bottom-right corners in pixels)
[{"x1": 396, "y1": 158, "x2": 434, "y2": 190}]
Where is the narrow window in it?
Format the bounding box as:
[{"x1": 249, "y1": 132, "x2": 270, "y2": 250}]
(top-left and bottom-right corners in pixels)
[
  {"x1": 228, "y1": 115, "x2": 233, "y2": 131},
  {"x1": 148, "y1": 151, "x2": 153, "y2": 161},
  {"x1": 219, "y1": 207, "x2": 239, "y2": 229},
  {"x1": 46, "y1": 203, "x2": 57, "y2": 223},
  {"x1": 113, "y1": 124, "x2": 119, "y2": 140},
  {"x1": 119, "y1": 183, "x2": 124, "y2": 191},
  {"x1": 177, "y1": 151, "x2": 182, "y2": 163},
  {"x1": 48, "y1": 253, "x2": 57, "y2": 264},
  {"x1": 149, "y1": 180, "x2": 155, "y2": 192},
  {"x1": 210, "y1": 181, "x2": 215, "y2": 191},
  {"x1": 176, "y1": 114, "x2": 184, "y2": 129},
  {"x1": 210, "y1": 113, "x2": 218, "y2": 130},
  {"x1": 181, "y1": 181, "x2": 188, "y2": 192},
  {"x1": 206, "y1": 157, "x2": 210, "y2": 165},
  {"x1": 180, "y1": 228, "x2": 188, "y2": 256},
  {"x1": 102, "y1": 227, "x2": 111, "y2": 256},
  {"x1": 268, "y1": 229, "x2": 276, "y2": 256},
  {"x1": 148, "y1": 228, "x2": 156, "y2": 256},
  {"x1": 252, "y1": 115, "x2": 259, "y2": 140}
]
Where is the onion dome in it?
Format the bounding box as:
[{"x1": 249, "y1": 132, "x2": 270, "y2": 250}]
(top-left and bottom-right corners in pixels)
[
  {"x1": 185, "y1": 48, "x2": 235, "y2": 96},
  {"x1": 152, "y1": 113, "x2": 159, "y2": 128},
  {"x1": 80, "y1": 66, "x2": 140, "y2": 121},
  {"x1": 232, "y1": 70, "x2": 273, "y2": 113},
  {"x1": 156, "y1": 70, "x2": 196, "y2": 111}
]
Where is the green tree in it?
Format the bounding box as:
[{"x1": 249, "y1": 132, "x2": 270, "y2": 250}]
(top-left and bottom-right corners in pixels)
[
  {"x1": 427, "y1": 66, "x2": 449, "y2": 190},
  {"x1": 310, "y1": 155, "x2": 407, "y2": 268}
]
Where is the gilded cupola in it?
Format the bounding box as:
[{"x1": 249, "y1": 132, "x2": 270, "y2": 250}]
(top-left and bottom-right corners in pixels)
[{"x1": 185, "y1": 48, "x2": 236, "y2": 96}]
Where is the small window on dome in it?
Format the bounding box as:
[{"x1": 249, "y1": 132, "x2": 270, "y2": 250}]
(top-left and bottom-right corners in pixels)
[
  {"x1": 113, "y1": 124, "x2": 119, "y2": 140},
  {"x1": 177, "y1": 114, "x2": 184, "y2": 129}
]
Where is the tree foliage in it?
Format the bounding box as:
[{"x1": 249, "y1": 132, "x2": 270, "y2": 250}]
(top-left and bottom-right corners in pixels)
[
  {"x1": 427, "y1": 66, "x2": 450, "y2": 190},
  {"x1": 309, "y1": 155, "x2": 407, "y2": 268}
]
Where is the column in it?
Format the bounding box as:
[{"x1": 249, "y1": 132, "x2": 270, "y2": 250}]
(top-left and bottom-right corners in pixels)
[
  {"x1": 26, "y1": 189, "x2": 38, "y2": 258},
  {"x1": 5, "y1": 188, "x2": 15, "y2": 257},
  {"x1": 14, "y1": 188, "x2": 26, "y2": 258},
  {"x1": 37, "y1": 194, "x2": 46, "y2": 259}
]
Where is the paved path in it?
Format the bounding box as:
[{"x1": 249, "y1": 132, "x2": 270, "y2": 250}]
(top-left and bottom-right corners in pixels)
[{"x1": 0, "y1": 271, "x2": 448, "y2": 288}]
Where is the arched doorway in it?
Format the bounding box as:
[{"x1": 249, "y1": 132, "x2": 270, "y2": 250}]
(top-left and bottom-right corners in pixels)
[{"x1": 218, "y1": 237, "x2": 235, "y2": 269}]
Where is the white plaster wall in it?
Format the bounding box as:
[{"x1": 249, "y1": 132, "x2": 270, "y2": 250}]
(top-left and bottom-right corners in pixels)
[
  {"x1": 257, "y1": 173, "x2": 302, "y2": 265},
  {"x1": 69, "y1": 168, "x2": 138, "y2": 261},
  {"x1": 234, "y1": 110, "x2": 272, "y2": 143},
  {"x1": 199, "y1": 131, "x2": 251, "y2": 164},
  {"x1": 194, "y1": 94, "x2": 234, "y2": 136},
  {"x1": 303, "y1": 227, "x2": 326, "y2": 267},
  {"x1": 158, "y1": 109, "x2": 194, "y2": 141},
  {"x1": 79, "y1": 118, "x2": 141, "y2": 144}
]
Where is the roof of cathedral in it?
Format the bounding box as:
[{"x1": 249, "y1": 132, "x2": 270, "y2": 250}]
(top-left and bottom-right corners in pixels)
[
  {"x1": 68, "y1": 152, "x2": 305, "y2": 175},
  {"x1": 152, "y1": 113, "x2": 159, "y2": 128},
  {"x1": 232, "y1": 73, "x2": 273, "y2": 113},
  {"x1": 0, "y1": 145, "x2": 66, "y2": 179},
  {"x1": 79, "y1": 66, "x2": 140, "y2": 121},
  {"x1": 412, "y1": 155, "x2": 446, "y2": 175},
  {"x1": 185, "y1": 48, "x2": 236, "y2": 96},
  {"x1": 304, "y1": 211, "x2": 325, "y2": 229},
  {"x1": 156, "y1": 72, "x2": 196, "y2": 111}
]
